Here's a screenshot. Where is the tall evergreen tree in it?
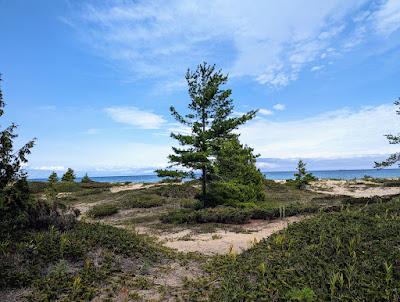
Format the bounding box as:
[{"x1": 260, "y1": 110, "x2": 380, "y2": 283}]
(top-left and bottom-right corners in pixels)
[
  {"x1": 61, "y1": 168, "x2": 76, "y2": 182},
  {"x1": 157, "y1": 63, "x2": 256, "y2": 203},
  {"x1": 48, "y1": 171, "x2": 58, "y2": 184},
  {"x1": 375, "y1": 97, "x2": 400, "y2": 168}
]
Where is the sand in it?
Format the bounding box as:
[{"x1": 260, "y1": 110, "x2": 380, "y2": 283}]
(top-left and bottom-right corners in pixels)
[
  {"x1": 135, "y1": 216, "x2": 305, "y2": 255},
  {"x1": 308, "y1": 179, "x2": 400, "y2": 197}
]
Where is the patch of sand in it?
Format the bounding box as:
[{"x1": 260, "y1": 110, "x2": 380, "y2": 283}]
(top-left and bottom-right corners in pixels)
[
  {"x1": 308, "y1": 179, "x2": 400, "y2": 197},
  {"x1": 137, "y1": 216, "x2": 304, "y2": 255}
]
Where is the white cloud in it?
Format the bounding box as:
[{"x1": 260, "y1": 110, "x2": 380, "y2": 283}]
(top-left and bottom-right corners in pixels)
[
  {"x1": 273, "y1": 103, "x2": 286, "y2": 111},
  {"x1": 259, "y1": 109, "x2": 274, "y2": 116},
  {"x1": 373, "y1": 0, "x2": 400, "y2": 35},
  {"x1": 239, "y1": 104, "x2": 400, "y2": 158},
  {"x1": 67, "y1": 0, "x2": 371, "y2": 87},
  {"x1": 32, "y1": 166, "x2": 66, "y2": 171},
  {"x1": 311, "y1": 65, "x2": 324, "y2": 72},
  {"x1": 104, "y1": 106, "x2": 166, "y2": 129}
]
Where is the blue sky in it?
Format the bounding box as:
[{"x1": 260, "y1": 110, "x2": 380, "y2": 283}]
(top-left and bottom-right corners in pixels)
[{"x1": 1, "y1": 0, "x2": 400, "y2": 177}]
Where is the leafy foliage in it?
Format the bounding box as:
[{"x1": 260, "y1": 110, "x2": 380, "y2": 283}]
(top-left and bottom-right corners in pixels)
[
  {"x1": 87, "y1": 204, "x2": 119, "y2": 218},
  {"x1": 61, "y1": 168, "x2": 76, "y2": 182},
  {"x1": 0, "y1": 222, "x2": 167, "y2": 300},
  {"x1": 161, "y1": 206, "x2": 252, "y2": 224},
  {"x1": 375, "y1": 97, "x2": 400, "y2": 168},
  {"x1": 157, "y1": 62, "x2": 256, "y2": 204},
  {"x1": 0, "y1": 75, "x2": 36, "y2": 232},
  {"x1": 192, "y1": 199, "x2": 400, "y2": 301},
  {"x1": 207, "y1": 138, "x2": 265, "y2": 205}
]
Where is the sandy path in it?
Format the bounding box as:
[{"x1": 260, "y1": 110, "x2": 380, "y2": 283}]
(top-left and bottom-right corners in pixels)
[
  {"x1": 137, "y1": 216, "x2": 304, "y2": 255},
  {"x1": 308, "y1": 179, "x2": 400, "y2": 197}
]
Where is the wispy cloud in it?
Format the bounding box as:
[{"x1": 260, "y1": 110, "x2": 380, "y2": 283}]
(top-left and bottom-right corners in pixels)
[
  {"x1": 65, "y1": 0, "x2": 398, "y2": 88},
  {"x1": 240, "y1": 103, "x2": 400, "y2": 158},
  {"x1": 373, "y1": 0, "x2": 400, "y2": 35},
  {"x1": 259, "y1": 109, "x2": 274, "y2": 116},
  {"x1": 104, "y1": 106, "x2": 166, "y2": 129},
  {"x1": 32, "y1": 166, "x2": 66, "y2": 171}
]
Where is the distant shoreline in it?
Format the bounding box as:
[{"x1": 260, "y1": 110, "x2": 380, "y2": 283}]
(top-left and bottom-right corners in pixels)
[{"x1": 28, "y1": 168, "x2": 400, "y2": 183}]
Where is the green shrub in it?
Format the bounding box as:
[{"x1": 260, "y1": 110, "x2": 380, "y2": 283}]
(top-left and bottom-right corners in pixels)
[
  {"x1": 199, "y1": 199, "x2": 400, "y2": 301},
  {"x1": 120, "y1": 193, "x2": 166, "y2": 208},
  {"x1": 87, "y1": 204, "x2": 119, "y2": 218},
  {"x1": 180, "y1": 198, "x2": 203, "y2": 210},
  {"x1": 161, "y1": 207, "x2": 252, "y2": 224},
  {"x1": 28, "y1": 181, "x2": 49, "y2": 194},
  {"x1": 153, "y1": 183, "x2": 199, "y2": 199},
  {"x1": 206, "y1": 180, "x2": 265, "y2": 206}
]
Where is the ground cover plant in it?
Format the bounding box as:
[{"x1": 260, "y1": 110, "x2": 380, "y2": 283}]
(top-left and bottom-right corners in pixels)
[
  {"x1": 186, "y1": 198, "x2": 400, "y2": 301},
  {"x1": 0, "y1": 220, "x2": 171, "y2": 301},
  {"x1": 87, "y1": 203, "x2": 119, "y2": 218}
]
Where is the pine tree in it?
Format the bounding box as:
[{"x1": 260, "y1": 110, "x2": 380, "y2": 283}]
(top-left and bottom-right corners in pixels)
[
  {"x1": 48, "y1": 171, "x2": 58, "y2": 184},
  {"x1": 81, "y1": 173, "x2": 92, "y2": 183},
  {"x1": 61, "y1": 168, "x2": 76, "y2": 182},
  {"x1": 0, "y1": 74, "x2": 36, "y2": 227},
  {"x1": 208, "y1": 138, "x2": 265, "y2": 205},
  {"x1": 294, "y1": 160, "x2": 316, "y2": 189},
  {"x1": 0, "y1": 75, "x2": 36, "y2": 191},
  {"x1": 375, "y1": 97, "x2": 400, "y2": 168},
  {"x1": 157, "y1": 62, "x2": 256, "y2": 204}
]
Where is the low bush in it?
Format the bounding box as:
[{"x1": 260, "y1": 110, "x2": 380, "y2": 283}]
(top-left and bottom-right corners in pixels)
[
  {"x1": 87, "y1": 204, "x2": 119, "y2": 218},
  {"x1": 0, "y1": 221, "x2": 166, "y2": 296},
  {"x1": 28, "y1": 181, "x2": 49, "y2": 194},
  {"x1": 153, "y1": 183, "x2": 199, "y2": 199},
  {"x1": 180, "y1": 198, "x2": 203, "y2": 210},
  {"x1": 120, "y1": 193, "x2": 166, "y2": 208},
  {"x1": 206, "y1": 180, "x2": 265, "y2": 207},
  {"x1": 195, "y1": 199, "x2": 400, "y2": 301},
  {"x1": 161, "y1": 207, "x2": 252, "y2": 224}
]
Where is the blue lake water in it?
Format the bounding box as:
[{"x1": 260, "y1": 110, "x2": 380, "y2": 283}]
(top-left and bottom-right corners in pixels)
[{"x1": 30, "y1": 168, "x2": 400, "y2": 183}]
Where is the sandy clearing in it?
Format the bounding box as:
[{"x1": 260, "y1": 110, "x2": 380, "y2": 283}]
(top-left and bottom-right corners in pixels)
[
  {"x1": 308, "y1": 179, "x2": 400, "y2": 197},
  {"x1": 135, "y1": 216, "x2": 305, "y2": 255}
]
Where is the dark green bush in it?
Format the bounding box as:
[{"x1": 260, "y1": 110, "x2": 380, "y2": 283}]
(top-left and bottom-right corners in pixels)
[
  {"x1": 120, "y1": 193, "x2": 166, "y2": 208},
  {"x1": 180, "y1": 198, "x2": 203, "y2": 210},
  {"x1": 161, "y1": 207, "x2": 252, "y2": 224},
  {"x1": 87, "y1": 204, "x2": 119, "y2": 218},
  {"x1": 206, "y1": 180, "x2": 265, "y2": 206}
]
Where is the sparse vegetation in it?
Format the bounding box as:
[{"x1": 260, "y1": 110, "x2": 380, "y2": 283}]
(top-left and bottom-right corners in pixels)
[
  {"x1": 188, "y1": 198, "x2": 400, "y2": 301},
  {"x1": 61, "y1": 168, "x2": 76, "y2": 182},
  {"x1": 87, "y1": 204, "x2": 119, "y2": 218}
]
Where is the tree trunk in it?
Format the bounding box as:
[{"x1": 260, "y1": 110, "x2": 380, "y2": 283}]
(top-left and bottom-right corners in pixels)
[{"x1": 202, "y1": 166, "x2": 206, "y2": 196}]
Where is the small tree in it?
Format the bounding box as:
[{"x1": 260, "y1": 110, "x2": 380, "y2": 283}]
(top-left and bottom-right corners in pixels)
[
  {"x1": 61, "y1": 168, "x2": 76, "y2": 182},
  {"x1": 48, "y1": 171, "x2": 58, "y2": 184},
  {"x1": 375, "y1": 97, "x2": 400, "y2": 168},
  {"x1": 81, "y1": 173, "x2": 92, "y2": 183},
  {"x1": 0, "y1": 75, "x2": 36, "y2": 230},
  {"x1": 157, "y1": 62, "x2": 256, "y2": 205},
  {"x1": 294, "y1": 160, "x2": 316, "y2": 189}
]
